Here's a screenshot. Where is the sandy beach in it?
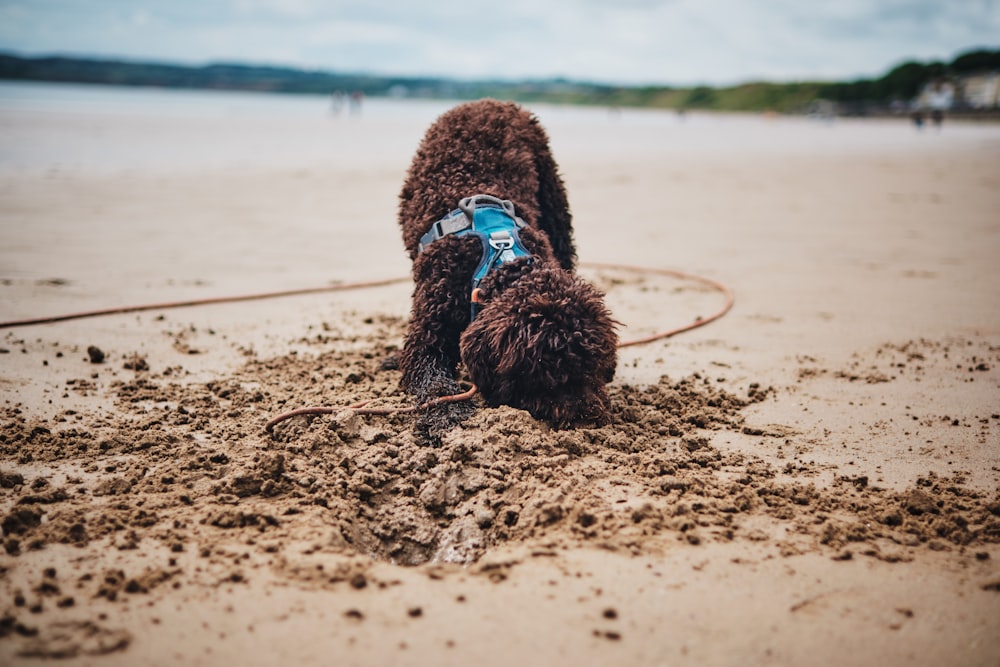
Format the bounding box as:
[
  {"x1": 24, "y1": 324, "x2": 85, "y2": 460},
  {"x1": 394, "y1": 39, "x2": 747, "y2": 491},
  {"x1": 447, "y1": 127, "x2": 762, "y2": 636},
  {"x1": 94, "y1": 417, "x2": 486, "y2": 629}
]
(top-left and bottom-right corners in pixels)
[{"x1": 1, "y1": 82, "x2": 999, "y2": 665}]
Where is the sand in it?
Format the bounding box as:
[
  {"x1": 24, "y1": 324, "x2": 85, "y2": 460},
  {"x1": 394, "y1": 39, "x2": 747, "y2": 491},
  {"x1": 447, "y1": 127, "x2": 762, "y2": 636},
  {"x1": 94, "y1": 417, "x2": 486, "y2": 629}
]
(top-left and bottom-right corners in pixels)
[{"x1": 1, "y1": 86, "x2": 999, "y2": 665}]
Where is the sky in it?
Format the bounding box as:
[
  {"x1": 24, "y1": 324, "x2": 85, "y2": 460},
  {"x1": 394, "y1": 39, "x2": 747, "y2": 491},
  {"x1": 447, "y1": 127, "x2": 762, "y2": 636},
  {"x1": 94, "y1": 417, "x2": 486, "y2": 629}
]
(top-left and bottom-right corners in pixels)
[{"x1": 0, "y1": 0, "x2": 998, "y2": 86}]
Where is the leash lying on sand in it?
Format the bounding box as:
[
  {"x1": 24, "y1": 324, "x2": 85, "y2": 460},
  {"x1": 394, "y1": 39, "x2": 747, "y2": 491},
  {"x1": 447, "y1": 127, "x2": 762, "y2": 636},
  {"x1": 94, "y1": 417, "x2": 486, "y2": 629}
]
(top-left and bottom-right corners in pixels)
[
  {"x1": 0, "y1": 277, "x2": 411, "y2": 329},
  {"x1": 264, "y1": 263, "x2": 733, "y2": 432},
  {"x1": 263, "y1": 383, "x2": 481, "y2": 433},
  {"x1": 584, "y1": 262, "x2": 734, "y2": 348},
  {"x1": 0, "y1": 262, "x2": 734, "y2": 432}
]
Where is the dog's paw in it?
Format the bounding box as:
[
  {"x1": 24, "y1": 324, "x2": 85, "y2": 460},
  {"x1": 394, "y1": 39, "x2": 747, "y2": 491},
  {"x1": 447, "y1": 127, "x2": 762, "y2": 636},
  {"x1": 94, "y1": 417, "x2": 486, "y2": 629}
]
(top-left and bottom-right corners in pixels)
[
  {"x1": 413, "y1": 385, "x2": 476, "y2": 445},
  {"x1": 403, "y1": 362, "x2": 476, "y2": 444}
]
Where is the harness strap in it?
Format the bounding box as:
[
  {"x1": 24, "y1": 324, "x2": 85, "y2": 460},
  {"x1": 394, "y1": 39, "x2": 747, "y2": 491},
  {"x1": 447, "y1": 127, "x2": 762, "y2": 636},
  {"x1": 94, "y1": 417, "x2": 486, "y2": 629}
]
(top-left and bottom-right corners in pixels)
[{"x1": 418, "y1": 194, "x2": 533, "y2": 320}]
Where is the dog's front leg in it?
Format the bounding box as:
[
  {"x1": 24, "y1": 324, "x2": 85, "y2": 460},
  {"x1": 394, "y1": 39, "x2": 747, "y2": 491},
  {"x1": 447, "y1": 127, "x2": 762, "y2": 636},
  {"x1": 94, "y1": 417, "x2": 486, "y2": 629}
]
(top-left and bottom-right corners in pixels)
[{"x1": 399, "y1": 236, "x2": 480, "y2": 442}]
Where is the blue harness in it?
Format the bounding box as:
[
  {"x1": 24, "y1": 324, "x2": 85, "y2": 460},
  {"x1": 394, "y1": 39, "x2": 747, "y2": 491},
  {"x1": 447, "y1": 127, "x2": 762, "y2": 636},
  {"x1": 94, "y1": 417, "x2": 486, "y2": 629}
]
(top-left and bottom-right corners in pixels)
[{"x1": 418, "y1": 194, "x2": 533, "y2": 320}]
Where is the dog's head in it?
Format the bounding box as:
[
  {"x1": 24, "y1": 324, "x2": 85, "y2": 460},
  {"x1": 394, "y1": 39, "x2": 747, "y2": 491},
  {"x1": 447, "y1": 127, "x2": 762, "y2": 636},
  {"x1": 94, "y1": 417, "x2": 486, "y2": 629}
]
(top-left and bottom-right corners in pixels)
[{"x1": 459, "y1": 265, "x2": 618, "y2": 427}]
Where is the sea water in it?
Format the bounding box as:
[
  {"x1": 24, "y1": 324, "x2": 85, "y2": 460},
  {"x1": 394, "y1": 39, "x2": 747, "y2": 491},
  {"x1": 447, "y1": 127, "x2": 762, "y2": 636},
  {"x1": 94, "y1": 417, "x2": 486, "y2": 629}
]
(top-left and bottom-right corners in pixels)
[{"x1": 2, "y1": 80, "x2": 997, "y2": 173}]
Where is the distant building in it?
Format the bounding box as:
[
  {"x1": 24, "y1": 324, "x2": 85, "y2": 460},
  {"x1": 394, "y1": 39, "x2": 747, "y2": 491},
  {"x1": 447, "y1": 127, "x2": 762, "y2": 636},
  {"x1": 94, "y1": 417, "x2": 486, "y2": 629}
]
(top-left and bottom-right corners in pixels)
[
  {"x1": 959, "y1": 72, "x2": 1000, "y2": 109},
  {"x1": 914, "y1": 80, "x2": 955, "y2": 110},
  {"x1": 914, "y1": 72, "x2": 1000, "y2": 111}
]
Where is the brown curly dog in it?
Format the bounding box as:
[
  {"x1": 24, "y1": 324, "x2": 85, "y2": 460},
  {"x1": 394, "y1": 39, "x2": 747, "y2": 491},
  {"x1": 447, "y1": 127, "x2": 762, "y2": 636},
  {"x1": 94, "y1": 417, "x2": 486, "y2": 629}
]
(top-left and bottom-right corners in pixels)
[{"x1": 397, "y1": 99, "x2": 618, "y2": 439}]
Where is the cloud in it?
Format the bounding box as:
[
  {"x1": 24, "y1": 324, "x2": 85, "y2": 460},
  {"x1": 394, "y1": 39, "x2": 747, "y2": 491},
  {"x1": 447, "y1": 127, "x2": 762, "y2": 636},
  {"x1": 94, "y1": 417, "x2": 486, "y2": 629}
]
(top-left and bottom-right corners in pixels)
[{"x1": 0, "y1": 0, "x2": 997, "y2": 85}]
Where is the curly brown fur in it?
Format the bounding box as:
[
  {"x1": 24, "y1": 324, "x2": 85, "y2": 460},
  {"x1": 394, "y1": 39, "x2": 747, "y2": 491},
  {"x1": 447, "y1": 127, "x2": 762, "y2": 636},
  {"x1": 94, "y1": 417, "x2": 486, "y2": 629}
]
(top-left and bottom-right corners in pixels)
[
  {"x1": 461, "y1": 264, "x2": 618, "y2": 425},
  {"x1": 398, "y1": 99, "x2": 618, "y2": 434}
]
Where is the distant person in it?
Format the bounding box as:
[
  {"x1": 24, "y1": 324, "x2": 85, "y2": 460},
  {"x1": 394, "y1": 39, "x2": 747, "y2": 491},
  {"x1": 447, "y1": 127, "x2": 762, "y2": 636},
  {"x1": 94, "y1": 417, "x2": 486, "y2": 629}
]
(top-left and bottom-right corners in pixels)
[
  {"x1": 331, "y1": 90, "x2": 347, "y2": 115},
  {"x1": 909, "y1": 96, "x2": 926, "y2": 131},
  {"x1": 349, "y1": 90, "x2": 364, "y2": 116},
  {"x1": 926, "y1": 81, "x2": 953, "y2": 131}
]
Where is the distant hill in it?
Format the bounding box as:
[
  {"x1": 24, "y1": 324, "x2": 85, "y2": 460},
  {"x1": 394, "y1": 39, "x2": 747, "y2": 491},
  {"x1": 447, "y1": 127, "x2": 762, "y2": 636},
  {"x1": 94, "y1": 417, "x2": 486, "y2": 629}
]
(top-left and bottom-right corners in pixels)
[
  {"x1": 1, "y1": 49, "x2": 998, "y2": 114},
  {"x1": 0, "y1": 53, "x2": 622, "y2": 105}
]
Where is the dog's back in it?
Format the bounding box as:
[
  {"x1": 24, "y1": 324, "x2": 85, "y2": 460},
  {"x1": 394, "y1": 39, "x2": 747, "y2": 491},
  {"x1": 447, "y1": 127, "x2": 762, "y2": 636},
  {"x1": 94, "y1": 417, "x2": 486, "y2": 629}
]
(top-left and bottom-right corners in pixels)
[{"x1": 399, "y1": 100, "x2": 576, "y2": 271}]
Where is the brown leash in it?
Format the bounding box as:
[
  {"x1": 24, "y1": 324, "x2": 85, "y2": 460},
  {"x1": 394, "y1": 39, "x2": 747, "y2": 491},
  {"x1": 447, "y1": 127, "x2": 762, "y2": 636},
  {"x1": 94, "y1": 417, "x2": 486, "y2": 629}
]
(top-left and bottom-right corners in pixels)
[
  {"x1": 0, "y1": 277, "x2": 410, "y2": 329},
  {"x1": 262, "y1": 262, "x2": 734, "y2": 433},
  {"x1": 0, "y1": 263, "x2": 734, "y2": 433},
  {"x1": 263, "y1": 384, "x2": 479, "y2": 434}
]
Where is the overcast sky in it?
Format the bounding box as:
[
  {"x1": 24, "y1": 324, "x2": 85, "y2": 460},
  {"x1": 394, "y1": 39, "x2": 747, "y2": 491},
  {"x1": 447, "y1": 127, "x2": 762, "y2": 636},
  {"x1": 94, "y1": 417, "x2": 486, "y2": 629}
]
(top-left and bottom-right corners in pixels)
[{"x1": 1, "y1": 0, "x2": 997, "y2": 86}]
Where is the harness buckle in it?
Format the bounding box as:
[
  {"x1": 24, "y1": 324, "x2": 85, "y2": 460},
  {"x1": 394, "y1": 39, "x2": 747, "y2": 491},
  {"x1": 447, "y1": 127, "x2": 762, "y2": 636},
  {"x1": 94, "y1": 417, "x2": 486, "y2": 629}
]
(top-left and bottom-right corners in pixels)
[
  {"x1": 488, "y1": 230, "x2": 515, "y2": 251},
  {"x1": 489, "y1": 231, "x2": 518, "y2": 264}
]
